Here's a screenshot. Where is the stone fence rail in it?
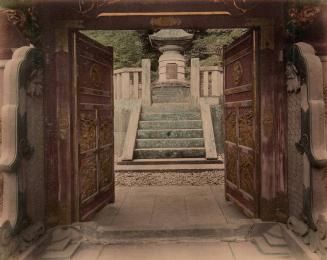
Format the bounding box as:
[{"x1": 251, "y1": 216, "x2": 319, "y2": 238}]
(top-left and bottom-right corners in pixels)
[
  {"x1": 114, "y1": 59, "x2": 151, "y2": 103},
  {"x1": 200, "y1": 66, "x2": 223, "y2": 97},
  {"x1": 190, "y1": 58, "x2": 223, "y2": 100},
  {"x1": 114, "y1": 67, "x2": 142, "y2": 100}
]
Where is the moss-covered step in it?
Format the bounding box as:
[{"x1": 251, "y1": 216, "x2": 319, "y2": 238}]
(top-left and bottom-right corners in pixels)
[
  {"x1": 138, "y1": 120, "x2": 202, "y2": 130},
  {"x1": 134, "y1": 147, "x2": 206, "y2": 159},
  {"x1": 137, "y1": 129, "x2": 204, "y2": 139},
  {"x1": 142, "y1": 104, "x2": 199, "y2": 114},
  {"x1": 152, "y1": 96, "x2": 191, "y2": 103},
  {"x1": 140, "y1": 112, "x2": 201, "y2": 121},
  {"x1": 135, "y1": 138, "x2": 205, "y2": 149}
]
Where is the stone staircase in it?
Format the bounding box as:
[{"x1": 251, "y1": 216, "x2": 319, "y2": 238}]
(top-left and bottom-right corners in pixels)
[
  {"x1": 134, "y1": 103, "x2": 207, "y2": 160},
  {"x1": 152, "y1": 85, "x2": 191, "y2": 103},
  {"x1": 119, "y1": 85, "x2": 221, "y2": 168}
]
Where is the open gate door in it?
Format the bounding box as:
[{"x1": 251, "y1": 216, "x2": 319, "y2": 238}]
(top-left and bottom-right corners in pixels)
[
  {"x1": 72, "y1": 32, "x2": 114, "y2": 221},
  {"x1": 223, "y1": 30, "x2": 260, "y2": 217}
]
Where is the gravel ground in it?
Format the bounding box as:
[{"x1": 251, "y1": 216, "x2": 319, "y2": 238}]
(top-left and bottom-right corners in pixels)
[{"x1": 115, "y1": 170, "x2": 225, "y2": 186}]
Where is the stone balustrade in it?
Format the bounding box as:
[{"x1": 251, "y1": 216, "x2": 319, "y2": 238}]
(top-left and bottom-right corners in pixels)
[
  {"x1": 190, "y1": 58, "x2": 223, "y2": 101},
  {"x1": 114, "y1": 59, "x2": 152, "y2": 104},
  {"x1": 114, "y1": 67, "x2": 142, "y2": 100},
  {"x1": 199, "y1": 66, "x2": 223, "y2": 97}
]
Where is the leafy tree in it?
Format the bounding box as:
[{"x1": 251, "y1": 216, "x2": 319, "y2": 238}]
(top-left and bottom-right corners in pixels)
[
  {"x1": 82, "y1": 30, "x2": 144, "y2": 69},
  {"x1": 83, "y1": 28, "x2": 248, "y2": 70},
  {"x1": 186, "y1": 29, "x2": 248, "y2": 66}
]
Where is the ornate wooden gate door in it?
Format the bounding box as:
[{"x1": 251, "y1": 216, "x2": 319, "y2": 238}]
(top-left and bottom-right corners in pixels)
[
  {"x1": 223, "y1": 30, "x2": 259, "y2": 217},
  {"x1": 72, "y1": 32, "x2": 114, "y2": 221}
]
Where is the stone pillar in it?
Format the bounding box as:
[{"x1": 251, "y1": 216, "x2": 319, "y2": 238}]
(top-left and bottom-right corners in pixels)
[
  {"x1": 203, "y1": 71, "x2": 209, "y2": 97},
  {"x1": 142, "y1": 59, "x2": 151, "y2": 105},
  {"x1": 320, "y1": 56, "x2": 327, "y2": 143},
  {"x1": 0, "y1": 9, "x2": 27, "y2": 222},
  {"x1": 116, "y1": 73, "x2": 122, "y2": 100},
  {"x1": 133, "y1": 72, "x2": 139, "y2": 99},
  {"x1": 191, "y1": 58, "x2": 200, "y2": 101},
  {"x1": 121, "y1": 71, "x2": 130, "y2": 100},
  {"x1": 0, "y1": 8, "x2": 28, "y2": 147}
]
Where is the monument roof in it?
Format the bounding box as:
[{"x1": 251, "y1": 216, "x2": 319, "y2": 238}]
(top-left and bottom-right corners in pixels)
[
  {"x1": 150, "y1": 29, "x2": 194, "y2": 41},
  {"x1": 149, "y1": 29, "x2": 194, "y2": 49}
]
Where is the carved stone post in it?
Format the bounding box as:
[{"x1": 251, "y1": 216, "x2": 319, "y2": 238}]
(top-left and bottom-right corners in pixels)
[
  {"x1": 121, "y1": 71, "x2": 130, "y2": 100},
  {"x1": 286, "y1": 43, "x2": 327, "y2": 255},
  {"x1": 0, "y1": 46, "x2": 39, "y2": 230},
  {"x1": 141, "y1": 59, "x2": 151, "y2": 105},
  {"x1": 319, "y1": 56, "x2": 327, "y2": 141},
  {"x1": 0, "y1": 8, "x2": 28, "y2": 154},
  {"x1": 191, "y1": 58, "x2": 200, "y2": 102}
]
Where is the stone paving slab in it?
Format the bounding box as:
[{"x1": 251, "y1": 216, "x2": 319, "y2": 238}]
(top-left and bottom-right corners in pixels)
[
  {"x1": 71, "y1": 241, "x2": 296, "y2": 260},
  {"x1": 93, "y1": 185, "x2": 254, "y2": 230},
  {"x1": 97, "y1": 242, "x2": 235, "y2": 260},
  {"x1": 71, "y1": 244, "x2": 104, "y2": 260},
  {"x1": 229, "y1": 241, "x2": 296, "y2": 260}
]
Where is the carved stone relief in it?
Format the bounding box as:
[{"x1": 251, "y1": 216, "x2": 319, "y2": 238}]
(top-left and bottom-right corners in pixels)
[{"x1": 26, "y1": 68, "x2": 43, "y2": 97}]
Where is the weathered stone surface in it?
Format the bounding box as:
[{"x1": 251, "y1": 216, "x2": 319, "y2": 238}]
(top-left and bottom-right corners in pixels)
[{"x1": 115, "y1": 170, "x2": 224, "y2": 186}]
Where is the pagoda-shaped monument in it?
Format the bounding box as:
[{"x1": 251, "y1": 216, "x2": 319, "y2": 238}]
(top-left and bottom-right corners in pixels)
[{"x1": 150, "y1": 29, "x2": 193, "y2": 87}]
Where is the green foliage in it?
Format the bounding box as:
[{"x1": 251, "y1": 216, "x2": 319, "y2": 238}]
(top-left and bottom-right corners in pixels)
[
  {"x1": 83, "y1": 29, "x2": 248, "y2": 70},
  {"x1": 0, "y1": 0, "x2": 31, "y2": 9},
  {"x1": 187, "y1": 29, "x2": 248, "y2": 66},
  {"x1": 83, "y1": 30, "x2": 145, "y2": 69}
]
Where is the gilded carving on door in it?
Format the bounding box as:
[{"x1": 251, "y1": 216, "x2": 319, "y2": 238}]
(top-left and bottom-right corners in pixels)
[
  {"x1": 239, "y1": 152, "x2": 255, "y2": 196},
  {"x1": 80, "y1": 111, "x2": 97, "y2": 152},
  {"x1": 73, "y1": 32, "x2": 114, "y2": 221},
  {"x1": 223, "y1": 30, "x2": 259, "y2": 217},
  {"x1": 226, "y1": 145, "x2": 238, "y2": 184},
  {"x1": 79, "y1": 156, "x2": 97, "y2": 202},
  {"x1": 239, "y1": 109, "x2": 254, "y2": 148},
  {"x1": 226, "y1": 110, "x2": 237, "y2": 143}
]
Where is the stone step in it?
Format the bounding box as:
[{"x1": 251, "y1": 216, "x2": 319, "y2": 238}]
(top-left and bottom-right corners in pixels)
[
  {"x1": 152, "y1": 87, "x2": 190, "y2": 93},
  {"x1": 135, "y1": 138, "x2": 205, "y2": 149},
  {"x1": 139, "y1": 120, "x2": 202, "y2": 130},
  {"x1": 99, "y1": 224, "x2": 254, "y2": 241},
  {"x1": 152, "y1": 90, "x2": 189, "y2": 95},
  {"x1": 152, "y1": 91, "x2": 189, "y2": 95},
  {"x1": 134, "y1": 147, "x2": 206, "y2": 159},
  {"x1": 252, "y1": 237, "x2": 291, "y2": 256},
  {"x1": 263, "y1": 232, "x2": 288, "y2": 247},
  {"x1": 152, "y1": 97, "x2": 191, "y2": 103},
  {"x1": 140, "y1": 112, "x2": 201, "y2": 121},
  {"x1": 118, "y1": 158, "x2": 223, "y2": 165},
  {"x1": 137, "y1": 129, "x2": 204, "y2": 139},
  {"x1": 142, "y1": 104, "x2": 199, "y2": 113}
]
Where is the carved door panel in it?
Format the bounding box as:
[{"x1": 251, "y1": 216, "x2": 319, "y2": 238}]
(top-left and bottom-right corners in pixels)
[
  {"x1": 72, "y1": 32, "x2": 114, "y2": 221},
  {"x1": 223, "y1": 30, "x2": 259, "y2": 217}
]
